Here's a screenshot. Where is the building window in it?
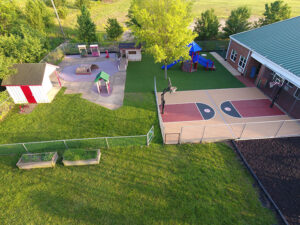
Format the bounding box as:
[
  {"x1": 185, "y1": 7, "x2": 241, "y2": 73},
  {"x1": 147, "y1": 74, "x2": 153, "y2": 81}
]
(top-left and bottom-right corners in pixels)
[
  {"x1": 272, "y1": 72, "x2": 285, "y2": 85},
  {"x1": 128, "y1": 51, "x2": 136, "y2": 54},
  {"x1": 286, "y1": 81, "x2": 295, "y2": 89},
  {"x1": 238, "y1": 55, "x2": 247, "y2": 70},
  {"x1": 294, "y1": 89, "x2": 300, "y2": 99},
  {"x1": 230, "y1": 49, "x2": 237, "y2": 62}
]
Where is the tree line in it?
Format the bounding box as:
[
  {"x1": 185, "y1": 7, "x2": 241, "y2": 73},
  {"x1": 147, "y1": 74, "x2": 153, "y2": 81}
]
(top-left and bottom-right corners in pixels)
[{"x1": 194, "y1": 0, "x2": 291, "y2": 40}]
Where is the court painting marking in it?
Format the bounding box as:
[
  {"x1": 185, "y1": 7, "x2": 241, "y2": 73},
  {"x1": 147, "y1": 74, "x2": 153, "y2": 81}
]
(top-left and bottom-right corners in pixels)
[{"x1": 160, "y1": 102, "x2": 215, "y2": 123}]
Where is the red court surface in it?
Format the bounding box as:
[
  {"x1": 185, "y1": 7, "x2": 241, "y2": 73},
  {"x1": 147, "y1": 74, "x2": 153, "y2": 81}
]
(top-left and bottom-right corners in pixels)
[
  {"x1": 160, "y1": 103, "x2": 203, "y2": 122},
  {"x1": 231, "y1": 99, "x2": 285, "y2": 117}
]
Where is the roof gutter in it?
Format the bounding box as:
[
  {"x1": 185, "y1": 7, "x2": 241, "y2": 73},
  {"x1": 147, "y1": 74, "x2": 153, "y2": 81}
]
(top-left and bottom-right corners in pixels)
[{"x1": 231, "y1": 37, "x2": 300, "y2": 88}]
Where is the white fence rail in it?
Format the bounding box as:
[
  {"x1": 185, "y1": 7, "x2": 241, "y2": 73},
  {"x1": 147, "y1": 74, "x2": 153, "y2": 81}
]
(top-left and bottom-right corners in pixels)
[
  {"x1": 154, "y1": 77, "x2": 165, "y2": 143},
  {"x1": 164, "y1": 119, "x2": 300, "y2": 144}
]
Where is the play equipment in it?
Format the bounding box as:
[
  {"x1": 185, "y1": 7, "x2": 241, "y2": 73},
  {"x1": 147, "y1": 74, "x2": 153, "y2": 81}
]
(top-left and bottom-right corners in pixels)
[
  {"x1": 161, "y1": 41, "x2": 215, "y2": 72},
  {"x1": 76, "y1": 64, "x2": 99, "y2": 75},
  {"x1": 94, "y1": 71, "x2": 111, "y2": 95},
  {"x1": 90, "y1": 44, "x2": 100, "y2": 57},
  {"x1": 193, "y1": 54, "x2": 215, "y2": 71},
  {"x1": 161, "y1": 59, "x2": 181, "y2": 70},
  {"x1": 78, "y1": 45, "x2": 88, "y2": 57},
  {"x1": 105, "y1": 50, "x2": 109, "y2": 58}
]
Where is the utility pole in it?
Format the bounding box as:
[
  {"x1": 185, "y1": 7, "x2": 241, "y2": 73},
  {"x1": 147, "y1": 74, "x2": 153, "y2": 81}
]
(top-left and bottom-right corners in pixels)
[{"x1": 50, "y1": 0, "x2": 66, "y2": 40}]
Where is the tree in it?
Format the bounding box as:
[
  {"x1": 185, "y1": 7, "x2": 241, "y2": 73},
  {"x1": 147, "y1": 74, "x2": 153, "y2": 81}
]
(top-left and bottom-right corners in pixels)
[
  {"x1": 129, "y1": 0, "x2": 196, "y2": 79},
  {"x1": 194, "y1": 9, "x2": 220, "y2": 40},
  {"x1": 223, "y1": 6, "x2": 251, "y2": 37},
  {"x1": 77, "y1": 5, "x2": 97, "y2": 44},
  {"x1": 0, "y1": 52, "x2": 15, "y2": 81},
  {"x1": 0, "y1": 1, "x2": 20, "y2": 35},
  {"x1": 260, "y1": 0, "x2": 291, "y2": 26},
  {"x1": 0, "y1": 26, "x2": 48, "y2": 63},
  {"x1": 105, "y1": 18, "x2": 123, "y2": 40},
  {"x1": 25, "y1": 0, "x2": 53, "y2": 32},
  {"x1": 75, "y1": 0, "x2": 90, "y2": 8}
]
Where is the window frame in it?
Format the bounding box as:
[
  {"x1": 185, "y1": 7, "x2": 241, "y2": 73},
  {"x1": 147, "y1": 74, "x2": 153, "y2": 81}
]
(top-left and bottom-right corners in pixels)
[
  {"x1": 238, "y1": 55, "x2": 247, "y2": 70},
  {"x1": 294, "y1": 88, "x2": 300, "y2": 100},
  {"x1": 230, "y1": 49, "x2": 237, "y2": 62}
]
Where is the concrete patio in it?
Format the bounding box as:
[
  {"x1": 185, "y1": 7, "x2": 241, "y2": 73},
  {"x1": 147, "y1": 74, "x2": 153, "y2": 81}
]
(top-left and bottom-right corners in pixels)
[{"x1": 58, "y1": 54, "x2": 126, "y2": 110}]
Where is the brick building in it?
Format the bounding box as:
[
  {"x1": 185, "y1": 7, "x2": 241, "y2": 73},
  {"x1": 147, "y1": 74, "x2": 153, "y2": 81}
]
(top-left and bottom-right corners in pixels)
[{"x1": 225, "y1": 16, "x2": 300, "y2": 119}]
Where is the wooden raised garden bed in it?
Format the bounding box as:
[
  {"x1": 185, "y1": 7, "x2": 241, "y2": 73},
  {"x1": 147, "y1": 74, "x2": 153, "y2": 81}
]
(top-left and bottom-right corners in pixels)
[
  {"x1": 62, "y1": 149, "x2": 101, "y2": 166},
  {"x1": 16, "y1": 152, "x2": 58, "y2": 170}
]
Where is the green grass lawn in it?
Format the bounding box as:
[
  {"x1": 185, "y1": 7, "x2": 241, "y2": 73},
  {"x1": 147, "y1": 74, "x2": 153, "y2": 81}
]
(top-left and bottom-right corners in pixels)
[
  {"x1": 125, "y1": 54, "x2": 244, "y2": 93},
  {"x1": 0, "y1": 53, "x2": 277, "y2": 224},
  {"x1": 0, "y1": 143, "x2": 275, "y2": 225}
]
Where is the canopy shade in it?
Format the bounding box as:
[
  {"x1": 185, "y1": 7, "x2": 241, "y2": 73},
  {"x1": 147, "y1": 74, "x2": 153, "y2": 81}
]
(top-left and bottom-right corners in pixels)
[
  {"x1": 94, "y1": 71, "x2": 110, "y2": 82},
  {"x1": 188, "y1": 42, "x2": 202, "y2": 53}
]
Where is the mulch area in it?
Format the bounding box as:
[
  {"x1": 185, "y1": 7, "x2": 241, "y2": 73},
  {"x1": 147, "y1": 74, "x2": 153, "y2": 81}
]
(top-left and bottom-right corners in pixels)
[{"x1": 235, "y1": 137, "x2": 300, "y2": 225}]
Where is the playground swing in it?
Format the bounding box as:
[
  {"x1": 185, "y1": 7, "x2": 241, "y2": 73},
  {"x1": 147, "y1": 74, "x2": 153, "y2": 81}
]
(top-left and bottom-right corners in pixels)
[{"x1": 94, "y1": 71, "x2": 111, "y2": 95}]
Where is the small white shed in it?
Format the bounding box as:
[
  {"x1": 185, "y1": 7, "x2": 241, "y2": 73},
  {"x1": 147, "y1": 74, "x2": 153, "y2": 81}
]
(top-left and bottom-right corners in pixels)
[
  {"x1": 119, "y1": 43, "x2": 142, "y2": 61},
  {"x1": 1, "y1": 63, "x2": 61, "y2": 104}
]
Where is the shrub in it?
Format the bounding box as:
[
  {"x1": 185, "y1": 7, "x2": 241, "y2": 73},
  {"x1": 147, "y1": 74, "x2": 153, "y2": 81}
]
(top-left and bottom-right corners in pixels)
[
  {"x1": 77, "y1": 5, "x2": 97, "y2": 44},
  {"x1": 105, "y1": 18, "x2": 124, "y2": 40}
]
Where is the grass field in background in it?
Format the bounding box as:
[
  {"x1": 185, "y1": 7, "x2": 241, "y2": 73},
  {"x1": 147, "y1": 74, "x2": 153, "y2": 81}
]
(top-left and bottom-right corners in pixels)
[
  {"x1": 0, "y1": 143, "x2": 276, "y2": 225},
  {"x1": 14, "y1": 0, "x2": 300, "y2": 36}
]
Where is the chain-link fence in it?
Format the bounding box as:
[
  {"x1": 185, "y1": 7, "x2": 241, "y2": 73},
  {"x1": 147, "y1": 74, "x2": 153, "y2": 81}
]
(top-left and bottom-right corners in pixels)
[{"x1": 0, "y1": 126, "x2": 154, "y2": 155}]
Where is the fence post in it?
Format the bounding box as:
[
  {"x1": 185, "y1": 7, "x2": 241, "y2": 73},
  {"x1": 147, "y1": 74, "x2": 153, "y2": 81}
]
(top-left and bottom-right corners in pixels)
[
  {"x1": 239, "y1": 123, "x2": 247, "y2": 139},
  {"x1": 274, "y1": 121, "x2": 285, "y2": 138},
  {"x1": 201, "y1": 126, "x2": 206, "y2": 143},
  {"x1": 105, "y1": 138, "x2": 109, "y2": 148},
  {"x1": 63, "y1": 140, "x2": 68, "y2": 149},
  {"x1": 179, "y1": 127, "x2": 183, "y2": 144},
  {"x1": 22, "y1": 144, "x2": 28, "y2": 152}
]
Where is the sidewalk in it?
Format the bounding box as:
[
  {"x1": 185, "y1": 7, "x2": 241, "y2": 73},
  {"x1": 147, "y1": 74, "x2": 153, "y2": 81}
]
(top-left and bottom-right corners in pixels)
[{"x1": 210, "y1": 52, "x2": 240, "y2": 76}]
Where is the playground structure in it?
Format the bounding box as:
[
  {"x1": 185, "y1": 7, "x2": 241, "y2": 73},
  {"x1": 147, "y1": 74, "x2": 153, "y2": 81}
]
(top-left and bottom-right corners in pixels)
[
  {"x1": 78, "y1": 44, "x2": 101, "y2": 57},
  {"x1": 75, "y1": 64, "x2": 99, "y2": 75},
  {"x1": 94, "y1": 71, "x2": 111, "y2": 95},
  {"x1": 161, "y1": 42, "x2": 215, "y2": 72},
  {"x1": 90, "y1": 44, "x2": 100, "y2": 57}
]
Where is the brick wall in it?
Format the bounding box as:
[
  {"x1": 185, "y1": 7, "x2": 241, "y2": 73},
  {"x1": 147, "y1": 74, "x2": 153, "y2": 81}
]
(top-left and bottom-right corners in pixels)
[{"x1": 226, "y1": 39, "x2": 251, "y2": 73}]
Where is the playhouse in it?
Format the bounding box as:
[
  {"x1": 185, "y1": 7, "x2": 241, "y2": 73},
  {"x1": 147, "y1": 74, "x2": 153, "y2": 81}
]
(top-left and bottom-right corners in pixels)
[
  {"x1": 1, "y1": 63, "x2": 61, "y2": 104},
  {"x1": 78, "y1": 45, "x2": 88, "y2": 57},
  {"x1": 119, "y1": 43, "x2": 142, "y2": 61},
  {"x1": 94, "y1": 71, "x2": 111, "y2": 95},
  {"x1": 90, "y1": 44, "x2": 100, "y2": 57}
]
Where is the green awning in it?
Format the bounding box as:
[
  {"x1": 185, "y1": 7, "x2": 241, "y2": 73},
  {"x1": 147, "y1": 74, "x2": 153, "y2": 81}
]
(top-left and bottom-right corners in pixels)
[{"x1": 94, "y1": 71, "x2": 110, "y2": 82}]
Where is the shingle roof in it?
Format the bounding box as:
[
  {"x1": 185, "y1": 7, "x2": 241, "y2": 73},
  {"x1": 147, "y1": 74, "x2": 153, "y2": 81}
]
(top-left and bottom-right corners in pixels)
[
  {"x1": 119, "y1": 43, "x2": 141, "y2": 49},
  {"x1": 231, "y1": 16, "x2": 300, "y2": 78},
  {"x1": 2, "y1": 63, "x2": 47, "y2": 86}
]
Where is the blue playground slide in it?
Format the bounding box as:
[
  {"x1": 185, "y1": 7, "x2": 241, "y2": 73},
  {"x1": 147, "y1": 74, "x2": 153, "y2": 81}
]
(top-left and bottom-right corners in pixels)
[
  {"x1": 193, "y1": 55, "x2": 214, "y2": 68},
  {"x1": 161, "y1": 60, "x2": 181, "y2": 70}
]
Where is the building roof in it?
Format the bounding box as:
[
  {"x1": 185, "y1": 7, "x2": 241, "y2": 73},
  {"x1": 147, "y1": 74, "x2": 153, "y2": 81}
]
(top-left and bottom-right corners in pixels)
[
  {"x1": 188, "y1": 42, "x2": 202, "y2": 53},
  {"x1": 2, "y1": 63, "x2": 57, "y2": 86},
  {"x1": 231, "y1": 16, "x2": 300, "y2": 79},
  {"x1": 119, "y1": 43, "x2": 141, "y2": 49},
  {"x1": 94, "y1": 71, "x2": 110, "y2": 82}
]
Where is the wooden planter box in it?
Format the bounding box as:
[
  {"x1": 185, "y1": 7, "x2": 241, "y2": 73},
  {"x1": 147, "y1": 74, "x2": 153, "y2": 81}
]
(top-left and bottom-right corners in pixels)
[
  {"x1": 63, "y1": 149, "x2": 101, "y2": 166},
  {"x1": 16, "y1": 152, "x2": 58, "y2": 170}
]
